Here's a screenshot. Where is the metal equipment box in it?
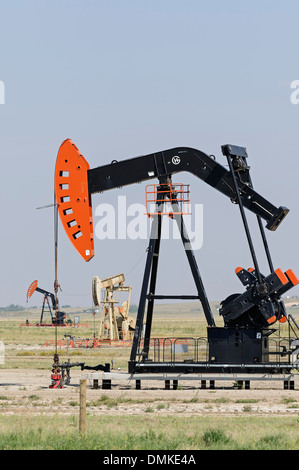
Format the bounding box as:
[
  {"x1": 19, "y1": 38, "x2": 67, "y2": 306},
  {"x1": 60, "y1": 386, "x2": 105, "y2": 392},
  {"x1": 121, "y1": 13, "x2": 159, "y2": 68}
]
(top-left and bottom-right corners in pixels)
[{"x1": 208, "y1": 327, "x2": 269, "y2": 364}]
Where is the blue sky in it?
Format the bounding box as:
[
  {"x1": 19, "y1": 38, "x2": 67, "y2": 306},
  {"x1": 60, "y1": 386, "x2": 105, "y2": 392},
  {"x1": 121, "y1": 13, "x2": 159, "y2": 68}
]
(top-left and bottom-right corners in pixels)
[{"x1": 0, "y1": 0, "x2": 298, "y2": 309}]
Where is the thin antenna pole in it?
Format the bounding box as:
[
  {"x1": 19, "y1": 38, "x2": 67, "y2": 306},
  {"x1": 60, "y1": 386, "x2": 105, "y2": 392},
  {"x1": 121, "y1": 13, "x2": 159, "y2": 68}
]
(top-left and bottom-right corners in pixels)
[
  {"x1": 37, "y1": 195, "x2": 61, "y2": 387},
  {"x1": 50, "y1": 193, "x2": 61, "y2": 388},
  {"x1": 54, "y1": 195, "x2": 58, "y2": 355}
]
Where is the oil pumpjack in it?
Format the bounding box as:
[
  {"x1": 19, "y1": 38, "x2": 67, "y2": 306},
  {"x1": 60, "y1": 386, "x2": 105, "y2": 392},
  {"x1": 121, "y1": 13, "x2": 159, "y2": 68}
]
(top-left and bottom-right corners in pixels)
[
  {"x1": 26, "y1": 280, "x2": 66, "y2": 325},
  {"x1": 54, "y1": 139, "x2": 299, "y2": 374},
  {"x1": 92, "y1": 273, "x2": 134, "y2": 341}
]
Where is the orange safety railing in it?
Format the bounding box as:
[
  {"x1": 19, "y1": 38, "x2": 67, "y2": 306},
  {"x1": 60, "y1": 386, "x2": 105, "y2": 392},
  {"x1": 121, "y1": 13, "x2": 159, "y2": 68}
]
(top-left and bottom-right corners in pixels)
[
  {"x1": 42, "y1": 338, "x2": 134, "y2": 349},
  {"x1": 145, "y1": 183, "x2": 191, "y2": 217}
]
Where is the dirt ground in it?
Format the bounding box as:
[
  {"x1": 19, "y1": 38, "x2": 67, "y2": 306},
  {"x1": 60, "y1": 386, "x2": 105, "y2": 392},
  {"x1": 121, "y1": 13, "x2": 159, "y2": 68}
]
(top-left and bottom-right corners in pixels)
[{"x1": 1, "y1": 368, "x2": 299, "y2": 417}]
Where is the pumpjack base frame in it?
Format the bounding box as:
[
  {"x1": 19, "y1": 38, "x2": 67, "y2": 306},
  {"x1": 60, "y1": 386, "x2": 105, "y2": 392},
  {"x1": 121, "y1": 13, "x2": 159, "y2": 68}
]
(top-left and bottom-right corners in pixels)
[
  {"x1": 128, "y1": 361, "x2": 294, "y2": 375},
  {"x1": 129, "y1": 324, "x2": 296, "y2": 375},
  {"x1": 82, "y1": 371, "x2": 299, "y2": 391}
]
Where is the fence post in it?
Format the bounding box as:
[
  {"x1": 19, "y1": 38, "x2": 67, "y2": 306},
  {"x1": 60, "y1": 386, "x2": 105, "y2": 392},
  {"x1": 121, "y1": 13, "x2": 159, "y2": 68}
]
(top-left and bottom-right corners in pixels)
[{"x1": 79, "y1": 379, "x2": 86, "y2": 434}]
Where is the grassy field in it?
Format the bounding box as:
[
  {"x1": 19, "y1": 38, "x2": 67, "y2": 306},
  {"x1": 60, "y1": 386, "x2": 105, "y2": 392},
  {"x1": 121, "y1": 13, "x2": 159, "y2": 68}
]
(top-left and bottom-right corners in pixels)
[
  {"x1": 0, "y1": 302, "x2": 220, "y2": 371},
  {"x1": 1, "y1": 299, "x2": 297, "y2": 371},
  {"x1": 1, "y1": 414, "x2": 299, "y2": 450},
  {"x1": 1, "y1": 300, "x2": 299, "y2": 451}
]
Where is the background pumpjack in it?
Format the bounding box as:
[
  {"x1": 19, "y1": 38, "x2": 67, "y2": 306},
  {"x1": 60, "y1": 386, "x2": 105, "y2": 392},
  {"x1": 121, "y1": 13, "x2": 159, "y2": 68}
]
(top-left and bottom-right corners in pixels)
[{"x1": 26, "y1": 280, "x2": 66, "y2": 325}]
